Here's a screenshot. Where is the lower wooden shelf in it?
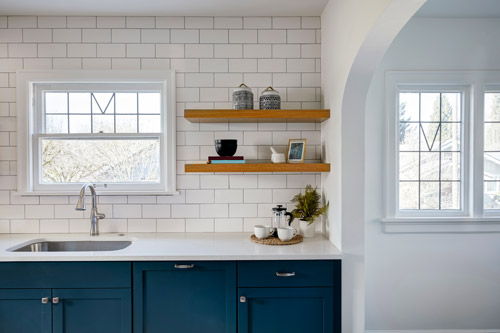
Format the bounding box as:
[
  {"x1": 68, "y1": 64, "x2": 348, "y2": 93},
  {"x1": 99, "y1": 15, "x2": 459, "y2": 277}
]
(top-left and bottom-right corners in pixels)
[{"x1": 184, "y1": 162, "x2": 330, "y2": 173}]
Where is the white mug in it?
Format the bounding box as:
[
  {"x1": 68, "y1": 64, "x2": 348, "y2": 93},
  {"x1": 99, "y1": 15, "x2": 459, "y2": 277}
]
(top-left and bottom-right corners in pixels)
[
  {"x1": 277, "y1": 227, "x2": 298, "y2": 241},
  {"x1": 254, "y1": 225, "x2": 274, "y2": 239}
]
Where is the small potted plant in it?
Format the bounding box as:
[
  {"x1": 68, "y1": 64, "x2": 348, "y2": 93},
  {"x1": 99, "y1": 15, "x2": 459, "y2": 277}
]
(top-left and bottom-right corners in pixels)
[{"x1": 291, "y1": 185, "x2": 329, "y2": 238}]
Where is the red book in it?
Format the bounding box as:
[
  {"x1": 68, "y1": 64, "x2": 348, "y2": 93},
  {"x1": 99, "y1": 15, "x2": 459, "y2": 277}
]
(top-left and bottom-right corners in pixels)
[{"x1": 208, "y1": 156, "x2": 244, "y2": 160}]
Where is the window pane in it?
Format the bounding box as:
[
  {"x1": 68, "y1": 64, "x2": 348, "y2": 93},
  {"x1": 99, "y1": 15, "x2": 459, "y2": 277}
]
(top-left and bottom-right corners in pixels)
[
  {"x1": 441, "y1": 182, "x2": 460, "y2": 209},
  {"x1": 484, "y1": 182, "x2": 500, "y2": 209},
  {"x1": 441, "y1": 93, "x2": 461, "y2": 122},
  {"x1": 399, "y1": 93, "x2": 419, "y2": 122},
  {"x1": 45, "y1": 93, "x2": 67, "y2": 114},
  {"x1": 139, "y1": 115, "x2": 161, "y2": 133},
  {"x1": 399, "y1": 123, "x2": 419, "y2": 151},
  {"x1": 93, "y1": 115, "x2": 114, "y2": 133},
  {"x1": 116, "y1": 115, "x2": 137, "y2": 133},
  {"x1": 420, "y1": 122, "x2": 440, "y2": 151},
  {"x1": 92, "y1": 93, "x2": 114, "y2": 114},
  {"x1": 46, "y1": 115, "x2": 68, "y2": 133},
  {"x1": 420, "y1": 93, "x2": 440, "y2": 122},
  {"x1": 139, "y1": 93, "x2": 161, "y2": 114},
  {"x1": 485, "y1": 93, "x2": 500, "y2": 121},
  {"x1": 116, "y1": 93, "x2": 137, "y2": 114},
  {"x1": 69, "y1": 93, "x2": 91, "y2": 114},
  {"x1": 399, "y1": 182, "x2": 419, "y2": 210},
  {"x1": 41, "y1": 138, "x2": 160, "y2": 184},
  {"x1": 420, "y1": 152, "x2": 440, "y2": 180},
  {"x1": 399, "y1": 152, "x2": 419, "y2": 180},
  {"x1": 484, "y1": 123, "x2": 500, "y2": 151},
  {"x1": 441, "y1": 152, "x2": 461, "y2": 181},
  {"x1": 420, "y1": 182, "x2": 439, "y2": 209},
  {"x1": 69, "y1": 115, "x2": 91, "y2": 133},
  {"x1": 440, "y1": 123, "x2": 461, "y2": 151}
]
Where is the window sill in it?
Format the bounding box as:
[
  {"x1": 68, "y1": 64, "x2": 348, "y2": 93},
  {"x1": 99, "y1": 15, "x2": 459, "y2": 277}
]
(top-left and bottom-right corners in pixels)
[
  {"x1": 16, "y1": 191, "x2": 181, "y2": 197},
  {"x1": 380, "y1": 217, "x2": 500, "y2": 233}
]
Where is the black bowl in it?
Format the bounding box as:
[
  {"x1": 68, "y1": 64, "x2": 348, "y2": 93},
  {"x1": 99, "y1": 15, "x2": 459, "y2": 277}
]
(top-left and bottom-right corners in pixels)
[{"x1": 215, "y1": 139, "x2": 238, "y2": 157}]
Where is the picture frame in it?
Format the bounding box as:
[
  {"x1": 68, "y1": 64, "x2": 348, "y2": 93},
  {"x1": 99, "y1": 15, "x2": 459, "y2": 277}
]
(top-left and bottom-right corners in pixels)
[{"x1": 286, "y1": 139, "x2": 306, "y2": 163}]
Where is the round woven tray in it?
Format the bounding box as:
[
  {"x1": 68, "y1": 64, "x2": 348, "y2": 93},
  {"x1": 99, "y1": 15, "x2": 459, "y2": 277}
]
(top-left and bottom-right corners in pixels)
[{"x1": 250, "y1": 234, "x2": 303, "y2": 246}]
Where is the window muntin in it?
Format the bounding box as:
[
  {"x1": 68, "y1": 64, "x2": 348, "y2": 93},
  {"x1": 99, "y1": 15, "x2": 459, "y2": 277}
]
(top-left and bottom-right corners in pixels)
[
  {"x1": 398, "y1": 91, "x2": 463, "y2": 211},
  {"x1": 484, "y1": 92, "x2": 500, "y2": 209}
]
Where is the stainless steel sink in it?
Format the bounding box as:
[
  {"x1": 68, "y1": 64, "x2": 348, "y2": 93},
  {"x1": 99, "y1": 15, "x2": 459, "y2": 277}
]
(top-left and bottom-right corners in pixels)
[{"x1": 10, "y1": 240, "x2": 132, "y2": 252}]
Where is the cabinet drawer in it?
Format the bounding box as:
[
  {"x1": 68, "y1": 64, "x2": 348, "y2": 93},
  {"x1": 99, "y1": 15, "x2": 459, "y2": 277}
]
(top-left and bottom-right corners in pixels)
[
  {"x1": 0, "y1": 262, "x2": 131, "y2": 288},
  {"x1": 238, "y1": 260, "x2": 338, "y2": 287}
]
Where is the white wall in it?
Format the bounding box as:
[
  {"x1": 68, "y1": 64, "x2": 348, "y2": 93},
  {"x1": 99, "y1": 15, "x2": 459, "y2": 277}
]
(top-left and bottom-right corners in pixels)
[
  {"x1": 0, "y1": 15, "x2": 323, "y2": 234},
  {"x1": 365, "y1": 17, "x2": 500, "y2": 330}
]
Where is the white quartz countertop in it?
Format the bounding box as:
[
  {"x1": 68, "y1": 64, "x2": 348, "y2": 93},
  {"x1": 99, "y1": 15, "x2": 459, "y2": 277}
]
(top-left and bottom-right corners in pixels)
[{"x1": 0, "y1": 233, "x2": 342, "y2": 262}]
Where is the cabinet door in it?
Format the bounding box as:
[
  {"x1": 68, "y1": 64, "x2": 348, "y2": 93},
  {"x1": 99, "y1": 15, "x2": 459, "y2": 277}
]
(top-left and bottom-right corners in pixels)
[
  {"x1": 52, "y1": 289, "x2": 131, "y2": 333},
  {"x1": 133, "y1": 262, "x2": 236, "y2": 333},
  {"x1": 0, "y1": 289, "x2": 52, "y2": 333},
  {"x1": 238, "y1": 287, "x2": 333, "y2": 333}
]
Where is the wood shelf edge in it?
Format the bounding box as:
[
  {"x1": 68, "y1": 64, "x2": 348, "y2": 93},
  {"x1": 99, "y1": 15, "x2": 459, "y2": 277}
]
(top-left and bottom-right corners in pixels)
[
  {"x1": 184, "y1": 109, "x2": 330, "y2": 123},
  {"x1": 184, "y1": 162, "x2": 331, "y2": 173}
]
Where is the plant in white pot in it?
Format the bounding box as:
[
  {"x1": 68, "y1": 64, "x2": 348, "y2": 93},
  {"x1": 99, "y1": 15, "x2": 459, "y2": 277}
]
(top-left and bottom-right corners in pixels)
[{"x1": 291, "y1": 185, "x2": 329, "y2": 238}]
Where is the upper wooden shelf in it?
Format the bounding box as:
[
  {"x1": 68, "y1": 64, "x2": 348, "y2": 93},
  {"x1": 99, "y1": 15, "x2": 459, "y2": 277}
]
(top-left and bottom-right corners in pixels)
[
  {"x1": 184, "y1": 109, "x2": 330, "y2": 123},
  {"x1": 185, "y1": 162, "x2": 330, "y2": 173}
]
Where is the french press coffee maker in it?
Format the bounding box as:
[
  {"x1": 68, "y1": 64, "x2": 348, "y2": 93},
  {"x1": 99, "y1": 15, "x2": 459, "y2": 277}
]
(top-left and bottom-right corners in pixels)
[{"x1": 271, "y1": 205, "x2": 294, "y2": 236}]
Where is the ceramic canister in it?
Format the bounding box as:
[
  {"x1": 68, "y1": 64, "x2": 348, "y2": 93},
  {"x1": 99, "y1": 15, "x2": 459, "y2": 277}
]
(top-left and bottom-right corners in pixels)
[
  {"x1": 232, "y1": 83, "x2": 254, "y2": 110},
  {"x1": 259, "y1": 86, "x2": 281, "y2": 110}
]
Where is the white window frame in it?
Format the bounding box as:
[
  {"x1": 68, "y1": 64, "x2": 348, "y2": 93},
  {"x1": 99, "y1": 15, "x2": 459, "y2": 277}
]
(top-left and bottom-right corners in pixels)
[
  {"x1": 384, "y1": 71, "x2": 500, "y2": 229},
  {"x1": 16, "y1": 70, "x2": 177, "y2": 196}
]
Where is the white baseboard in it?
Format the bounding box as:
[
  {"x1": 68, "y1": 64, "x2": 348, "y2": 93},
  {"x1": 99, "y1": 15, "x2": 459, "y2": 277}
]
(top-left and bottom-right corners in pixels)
[{"x1": 365, "y1": 329, "x2": 500, "y2": 333}]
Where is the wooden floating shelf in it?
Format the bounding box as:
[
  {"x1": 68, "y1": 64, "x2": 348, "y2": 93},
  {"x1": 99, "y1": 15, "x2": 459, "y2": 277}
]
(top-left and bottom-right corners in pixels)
[
  {"x1": 185, "y1": 162, "x2": 331, "y2": 173},
  {"x1": 184, "y1": 109, "x2": 330, "y2": 123}
]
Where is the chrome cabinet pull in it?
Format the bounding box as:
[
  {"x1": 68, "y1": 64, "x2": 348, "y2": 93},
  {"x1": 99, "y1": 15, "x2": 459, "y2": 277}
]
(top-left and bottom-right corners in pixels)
[
  {"x1": 41, "y1": 297, "x2": 49, "y2": 304},
  {"x1": 240, "y1": 296, "x2": 246, "y2": 303},
  {"x1": 174, "y1": 264, "x2": 195, "y2": 269},
  {"x1": 52, "y1": 297, "x2": 60, "y2": 304},
  {"x1": 276, "y1": 272, "x2": 296, "y2": 277}
]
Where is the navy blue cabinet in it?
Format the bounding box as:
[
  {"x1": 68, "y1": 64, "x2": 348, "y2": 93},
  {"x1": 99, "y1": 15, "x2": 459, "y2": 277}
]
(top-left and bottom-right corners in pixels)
[
  {"x1": 0, "y1": 262, "x2": 131, "y2": 333},
  {"x1": 133, "y1": 261, "x2": 237, "y2": 333},
  {"x1": 0, "y1": 289, "x2": 52, "y2": 333},
  {"x1": 238, "y1": 260, "x2": 341, "y2": 333}
]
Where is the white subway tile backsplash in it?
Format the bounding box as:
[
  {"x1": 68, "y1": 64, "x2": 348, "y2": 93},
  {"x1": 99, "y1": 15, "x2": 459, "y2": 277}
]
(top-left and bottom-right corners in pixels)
[
  {"x1": 200, "y1": 30, "x2": 228, "y2": 43},
  {"x1": 0, "y1": 15, "x2": 321, "y2": 234},
  {"x1": 201, "y1": 175, "x2": 229, "y2": 189},
  {"x1": 215, "y1": 17, "x2": 242, "y2": 29},
  {"x1": 185, "y1": 44, "x2": 213, "y2": 58},
  {"x1": 97, "y1": 16, "x2": 126, "y2": 28},
  {"x1": 128, "y1": 219, "x2": 156, "y2": 232},
  {"x1": 141, "y1": 29, "x2": 170, "y2": 43},
  {"x1": 214, "y1": 44, "x2": 242, "y2": 58},
  {"x1": 142, "y1": 204, "x2": 171, "y2": 218},
  {"x1": 258, "y1": 30, "x2": 286, "y2": 44},
  {"x1": 67, "y1": 16, "x2": 96, "y2": 28},
  {"x1": 157, "y1": 218, "x2": 185, "y2": 232},
  {"x1": 112, "y1": 29, "x2": 140, "y2": 43},
  {"x1": 186, "y1": 218, "x2": 214, "y2": 232},
  {"x1": 200, "y1": 204, "x2": 228, "y2": 218},
  {"x1": 82, "y1": 29, "x2": 112, "y2": 43},
  {"x1": 172, "y1": 204, "x2": 200, "y2": 218},
  {"x1": 23, "y1": 29, "x2": 52, "y2": 42},
  {"x1": 215, "y1": 218, "x2": 243, "y2": 232},
  {"x1": 244, "y1": 17, "x2": 271, "y2": 29},
  {"x1": 273, "y1": 17, "x2": 301, "y2": 29},
  {"x1": 171, "y1": 29, "x2": 199, "y2": 43},
  {"x1": 156, "y1": 17, "x2": 184, "y2": 29}
]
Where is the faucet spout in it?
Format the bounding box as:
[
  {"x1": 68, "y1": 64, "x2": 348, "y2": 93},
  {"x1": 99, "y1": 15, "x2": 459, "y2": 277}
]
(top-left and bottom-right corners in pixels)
[{"x1": 75, "y1": 183, "x2": 105, "y2": 236}]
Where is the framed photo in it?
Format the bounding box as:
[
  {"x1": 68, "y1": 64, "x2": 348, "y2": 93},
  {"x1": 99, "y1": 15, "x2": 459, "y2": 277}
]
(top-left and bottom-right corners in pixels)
[{"x1": 286, "y1": 139, "x2": 306, "y2": 163}]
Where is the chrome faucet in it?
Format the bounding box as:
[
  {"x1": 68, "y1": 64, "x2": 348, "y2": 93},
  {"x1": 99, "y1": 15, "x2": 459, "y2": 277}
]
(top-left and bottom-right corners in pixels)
[{"x1": 75, "y1": 183, "x2": 105, "y2": 236}]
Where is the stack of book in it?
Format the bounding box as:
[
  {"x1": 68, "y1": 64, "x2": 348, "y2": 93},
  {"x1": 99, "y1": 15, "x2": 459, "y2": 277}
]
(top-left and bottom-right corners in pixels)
[{"x1": 209, "y1": 156, "x2": 245, "y2": 164}]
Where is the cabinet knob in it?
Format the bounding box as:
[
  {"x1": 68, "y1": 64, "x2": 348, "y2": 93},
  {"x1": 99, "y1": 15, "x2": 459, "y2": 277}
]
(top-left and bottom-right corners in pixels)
[
  {"x1": 41, "y1": 297, "x2": 49, "y2": 304},
  {"x1": 276, "y1": 272, "x2": 296, "y2": 277},
  {"x1": 174, "y1": 264, "x2": 195, "y2": 269},
  {"x1": 240, "y1": 296, "x2": 246, "y2": 303},
  {"x1": 52, "y1": 297, "x2": 60, "y2": 304}
]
